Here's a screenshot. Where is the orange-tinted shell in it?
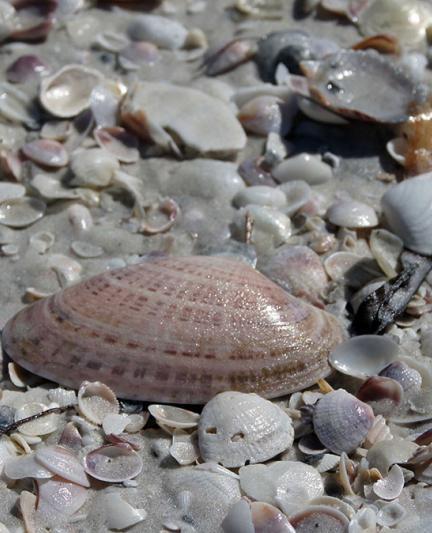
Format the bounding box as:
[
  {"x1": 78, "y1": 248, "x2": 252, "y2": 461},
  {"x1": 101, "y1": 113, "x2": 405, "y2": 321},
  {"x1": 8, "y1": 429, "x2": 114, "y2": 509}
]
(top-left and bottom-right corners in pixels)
[{"x1": 2, "y1": 256, "x2": 344, "y2": 403}]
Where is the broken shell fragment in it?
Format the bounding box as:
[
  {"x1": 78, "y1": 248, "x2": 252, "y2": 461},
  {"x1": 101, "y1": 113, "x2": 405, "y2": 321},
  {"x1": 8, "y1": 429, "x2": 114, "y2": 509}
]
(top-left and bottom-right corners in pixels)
[
  {"x1": 120, "y1": 82, "x2": 247, "y2": 158},
  {"x1": 356, "y1": 376, "x2": 403, "y2": 416},
  {"x1": 4, "y1": 453, "x2": 53, "y2": 480},
  {"x1": 313, "y1": 389, "x2": 374, "y2": 454},
  {"x1": 372, "y1": 464, "x2": 404, "y2": 500},
  {"x1": 102, "y1": 413, "x2": 131, "y2": 435},
  {"x1": 170, "y1": 430, "x2": 199, "y2": 466},
  {"x1": 223, "y1": 499, "x2": 296, "y2": 533},
  {"x1": 326, "y1": 200, "x2": 378, "y2": 228},
  {"x1": 37, "y1": 478, "x2": 88, "y2": 518},
  {"x1": 29, "y1": 231, "x2": 55, "y2": 254},
  {"x1": 369, "y1": 228, "x2": 403, "y2": 278},
  {"x1": 205, "y1": 39, "x2": 256, "y2": 77},
  {"x1": 83, "y1": 444, "x2": 143, "y2": 482},
  {"x1": 101, "y1": 492, "x2": 147, "y2": 531},
  {"x1": 40, "y1": 65, "x2": 103, "y2": 118},
  {"x1": 22, "y1": 139, "x2": 69, "y2": 168},
  {"x1": 78, "y1": 381, "x2": 119, "y2": 425},
  {"x1": 2, "y1": 256, "x2": 344, "y2": 403},
  {"x1": 94, "y1": 127, "x2": 139, "y2": 163},
  {"x1": 233, "y1": 185, "x2": 286, "y2": 209},
  {"x1": 70, "y1": 148, "x2": 119, "y2": 188},
  {"x1": 367, "y1": 437, "x2": 418, "y2": 475},
  {"x1": 329, "y1": 335, "x2": 400, "y2": 380},
  {"x1": 0, "y1": 197, "x2": 46, "y2": 228},
  {"x1": 148, "y1": 404, "x2": 199, "y2": 429},
  {"x1": 6, "y1": 54, "x2": 49, "y2": 84},
  {"x1": 198, "y1": 391, "x2": 294, "y2": 468},
  {"x1": 35, "y1": 445, "x2": 89, "y2": 487}
]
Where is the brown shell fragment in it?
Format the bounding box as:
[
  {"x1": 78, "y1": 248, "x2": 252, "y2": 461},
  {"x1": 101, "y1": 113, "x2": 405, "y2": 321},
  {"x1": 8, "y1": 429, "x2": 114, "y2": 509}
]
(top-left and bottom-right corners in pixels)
[{"x1": 2, "y1": 256, "x2": 344, "y2": 403}]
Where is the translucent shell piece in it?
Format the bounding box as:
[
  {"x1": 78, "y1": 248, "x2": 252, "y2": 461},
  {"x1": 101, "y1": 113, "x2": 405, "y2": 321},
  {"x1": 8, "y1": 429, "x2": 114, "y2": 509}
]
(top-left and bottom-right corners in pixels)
[
  {"x1": 2, "y1": 256, "x2": 345, "y2": 404},
  {"x1": 148, "y1": 404, "x2": 199, "y2": 429},
  {"x1": 35, "y1": 445, "x2": 90, "y2": 487},
  {"x1": 83, "y1": 444, "x2": 143, "y2": 482},
  {"x1": 198, "y1": 391, "x2": 294, "y2": 468}
]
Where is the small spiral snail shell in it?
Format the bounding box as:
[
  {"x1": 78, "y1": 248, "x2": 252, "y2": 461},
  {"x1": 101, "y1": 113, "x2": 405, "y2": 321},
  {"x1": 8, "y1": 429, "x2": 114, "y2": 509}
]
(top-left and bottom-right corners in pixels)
[{"x1": 2, "y1": 256, "x2": 344, "y2": 403}]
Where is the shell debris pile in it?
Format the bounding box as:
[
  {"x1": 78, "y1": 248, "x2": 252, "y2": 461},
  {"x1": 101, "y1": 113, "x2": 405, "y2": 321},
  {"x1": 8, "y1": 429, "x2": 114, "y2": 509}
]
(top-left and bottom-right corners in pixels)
[{"x1": 1, "y1": 0, "x2": 432, "y2": 531}]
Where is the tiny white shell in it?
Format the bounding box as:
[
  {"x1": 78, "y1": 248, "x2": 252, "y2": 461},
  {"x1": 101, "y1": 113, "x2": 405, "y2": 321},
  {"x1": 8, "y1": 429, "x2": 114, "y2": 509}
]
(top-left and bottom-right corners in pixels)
[
  {"x1": 0, "y1": 197, "x2": 46, "y2": 228},
  {"x1": 198, "y1": 392, "x2": 294, "y2": 468},
  {"x1": 29, "y1": 231, "x2": 55, "y2": 255},
  {"x1": 372, "y1": 464, "x2": 404, "y2": 500},
  {"x1": 125, "y1": 413, "x2": 148, "y2": 433},
  {"x1": 272, "y1": 153, "x2": 333, "y2": 185},
  {"x1": 78, "y1": 381, "x2": 119, "y2": 425},
  {"x1": 4, "y1": 453, "x2": 53, "y2": 480},
  {"x1": 101, "y1": 492, "x2": 147, "y2": 531},
  {"x1": 329, "y1": 335, "x2": 400, "y2": 379},
  {"x1": 71, "y1": 148, "x2": 119, "y2": 188},
  {"x1": 35, "y1": 445, "x2": 89, "y2": 487},
  {"x1": 326, "y1": 200, "x2": 378, "y2": 228},
  {"x1": 84, "y1": 444, "x2": 143, "y2": 483},
  {"x1": 15, "y1": 403, "x2": 59, "y2": 437},
  {"x1": 238, "y1": 96, "x2": 288, "y2": 137},
  {"x1": 47, "y1": 253, "x2": 82, "y2": 288},
  {"x1": 67, "y1": 203, "x2": 93, "y2": 232},
  {"x1": 233, "y1": 186, "x2": 286, "y2": 209},
  {"x1": 102, "y1": 413, "x2": 131, "y2": 436},
  {"x1": 148, "y1": 404, "x2": 199, "y2": 430},
  {"x1": 170, "y1": 430, "x2": 200, "y2": 466},
  {"x1": 386, "y1": 137, "x2": 407, "y2": 166},
  {"x1": 8, "y1": 362, "x2": 26, "y2": 388}
]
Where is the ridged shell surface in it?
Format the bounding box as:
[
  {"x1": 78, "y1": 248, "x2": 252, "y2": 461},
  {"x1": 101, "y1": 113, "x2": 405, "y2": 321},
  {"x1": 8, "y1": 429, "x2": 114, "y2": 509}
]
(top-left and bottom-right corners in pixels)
[{"x1": 2, "y1": 256, "x2": 344, "y2": 403}]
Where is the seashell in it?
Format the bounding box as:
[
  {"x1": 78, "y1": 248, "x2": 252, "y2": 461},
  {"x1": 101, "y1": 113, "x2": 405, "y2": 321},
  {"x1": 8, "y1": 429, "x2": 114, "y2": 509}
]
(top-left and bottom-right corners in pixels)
[
  {"x1": 260, "y1": 244, "x2": 328, "y2": 307},
  {"x1": 324, "y1": 251, "x2": 382, "y2": 289},
  {"x1": 102, "y1": 413, "x2": 131, "y2": 435},
  {"x1": 372, "y1": 464, "x2": 404, "y2": 500},
  {"x1": 90, "y1": 80, "x2": 126, "y2": 129},
  {"x1": 127, "y1": 14, "x2": 188, "y2": 49},
  {"x1": 348, "y1": 507, "x2": 377, "y2": 533},
  {"x1": 386, "y1": 136, "x2": 408, "y2": 166},
  {"x1": 307, "y1": 50, "x2": 422, "y2": 123},
  {"x1": 15, "y1": 402, "x2": 59, "y2": 436},
  {"x1": 70, "y1": 148, "x2": 119, "y2": 188},
  {"x1": 8, "y1": 361, "x2": 27, "y2": 387},
  {"x1": 0, "y1": 82, "x2": 39, "y2": 128},
  {"x1": 308, "y1": 496, "x2": 355, "y2": 520},
  {"x1": 40, "y1": 120, "x2": 71, "y2": 142},
  {"x1": 22, "y1": 139, "x2": 69, "y2": 168},
  {"x1": 48, "y1": 387, "x2": 77, "y2": 408},
  {"x1": 58, "y1": 422, "x2": 83, "y2": 451},
  {"x1": 329, "y1": 335, "x2": 400, "y2": 380},
  {"x1": 278, "y1": 180, "x2": 312, "y2": 217},
  {"x1": 223, "y1": 499, "x2": 296, "y2": 533},
  {"x1": 272, "y1": 153, "x2": 332, "y2": 185},
  {"x1": 71, "y1": 241, "x2": 104, "y2": 259},
  {"x1": 37, "y1": 478, "x2": 88, "y2": 519},
  {"x1": 120, "y1": 82, "x2": 247, "y2": 159},
  {"x1": 240, "y1": 461, "x2": 323, "y2": 515},
  {"x1": 198, "y1": 391, "x2": 293, "y2": 468},
  {"x1": 379, "y1": 361, "x2": 422, "y2": 395},
  {"x1": 233, "y1": 185, "x2": 286, "y2": 209},
  {"x1": 205, "y1": 39, "x2": 256, "y2": 77},
  {"x1": 94, "y1": 127, "x2": 139, "y2": 164},
  {"x1": 0, "y1": 149, "x2": 22, "y2": 182},
  {"x1": 289, "y1": 505, "x2": 349, "y2": 532},
  {"x1": 6, "y1": 54, "x2": 49, "y2": 84},
  {"x1": 326, "y1": 200, "x2": 378, "y2": 229},
  {"x1": 101, "y1": 492, "x2": 147, "y2": 530},
  {"x1": 47, "y1": 253, "x2": 82, "y2": 288},
  {"x1": 35, "y1": 445, "x2": 89, "y2": 487},
  {"x1": 9, "y1": 432, "x2": 31, "y2": 454},
  {"x1": 149, "y1": 404, "x2": 199, "y2": 430},
  {"x1": 31, "y1": 174, "x2": 90, "y2": 203},
  {"x1": 78, "y1": 381, "x2": 119, "y2": 425},
  {"x1": 238, "y1": 96, "x2": 289, "y2": 137},
  {"x1": 313, "y1": 389, "x2": 374, "y2": 454},
  {"x1": 119, "y1": 41, "x2": 159, "y2": 70},
  {"x1": 359, "y1": 0, "x2": 432, "y2": 48},
  {"x1": 298, "y1": 433, "x2": 327, "y2": 455},
  {"x1": 84, "y1": 444, "x2": 143, "y2": 482},
  {"x1": 4, "y1": 453, "x2": 53, "y2": 480},
  {"x1": 2, "y1": 256, "x2": 345, "y2": 403},
  {"x1": 367, "y1": 437, "x2": 418, "y2": 475},
  {"x1": 376, "y1": 500, "x2": 406, "y2": 528},
  {"x1": 297, "y1": 96, "x2": 349, "y2": 125},
  {"x1": 29, "y1": 231, "x2": 55, "y2": 255},
  {"x1": 0, "y1": 183, "x2": 24, "y2": 205},
  {"x1": 125, "y1": 413, "x2": 147, "y2": 433},
  {"x1": 67, "y1": 203, "x2": 93, "y2": 232},
  {"x1": 356, "y1": 376, "x2": 403, "y2": 416},
  {"x1": 381, "y1": 171, "x2": 432, "y2": 255},
  {"x1": 0, "y1": 197, "x2": 45, "y2": 228},
  {"x1": 170, "y1": 429, "x2": 200, "y2": 466},
  {"x1": 40, "y1": 65, "x2": 103, "y2": 118},
  {"x1": 93, "y1": 30, "x2": 129, "y2": 52},
  {"x1": 19, "y1": 490, "x2": 36, "y2": 533},
  {"x1": 369, "y1": 228, "x2": 403, "y2": 279}
]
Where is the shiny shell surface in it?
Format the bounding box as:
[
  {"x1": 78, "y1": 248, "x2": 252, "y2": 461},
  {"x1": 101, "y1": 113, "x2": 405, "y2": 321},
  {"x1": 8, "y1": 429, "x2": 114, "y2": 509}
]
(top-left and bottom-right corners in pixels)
[{"x1": 2, "y1": 256, "x2": 344, "y2": 403}]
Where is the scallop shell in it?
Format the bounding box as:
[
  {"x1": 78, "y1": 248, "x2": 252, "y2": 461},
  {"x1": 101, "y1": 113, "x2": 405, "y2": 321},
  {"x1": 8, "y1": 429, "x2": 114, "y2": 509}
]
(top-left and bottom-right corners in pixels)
[
  {"x1": 2, "y1": 256, "x2": 345, "y2": 403},
  {"x1": 313, "y1": 389, "x2": 374, "y2": 454},
  {"x1": 40, "y1": 65, "x2": 103, "y2": 118},
  {"x1": 83, "y1": 444, "x2": 143, "y2": 482},
  {"x1": 381, "y1": 171, "x2": 432, "y2": 255},
  {"x1": 198, "y1": 391, "x2": 293, "y2": 468}
]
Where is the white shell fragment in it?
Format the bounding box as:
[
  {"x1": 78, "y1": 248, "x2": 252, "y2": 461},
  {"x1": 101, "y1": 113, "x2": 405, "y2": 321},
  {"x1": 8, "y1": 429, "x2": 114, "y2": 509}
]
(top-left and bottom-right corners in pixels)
[
  {"x1": 84, "y1": 444, "x2": 143, "y2": 482},
  {"x1": 19, "y1": 491, "x2": 36, "y2": 533},
  {"x1": 373, "y1": 464, "x2": 405, "y2": 500},
  {"x1": 102, "y1": 413, "x2": 131, "y2": 436},
  {"x1": 367, "y1": 438, "x2": 418, "y2": 475},
  {"x1": 128, "y1": 14, "x2": 188, "y2": 49},
  {"x1": 78, "y1": 381, "x2": 119, "y2": 425},
  {"x1": 4, "y1": 453, "x2": 53, "y2": 480},
  {"x1": 272, "y1": 153, "x2": 333, "y2": 185},
  {"x1": 15, "y1": 403, "x2": 59, "y2": 436},
  {"x1": 239, "y1": 461, "x2": 324, "y2": 515},
  {"x1": 313, "y1": 389, "x2": 374, "y2": 454},
  {"x1": 170, "y1": 430, "x2": 200, "y2": 466},
  {"x1": 381, "y1": 171, "x2": 432, "y2": 255},
  {"x1": 0, "y1": 197, "x2": 46, "y2": 228},
  {"x1": 326, "y1": 200, "x2": 378, "y2": 228},
  {"x1": 37, "y1": 478, "x2": 88, "y2": 518},
  {"x1": 29, "y1": 231, "x2": 55, "y2": 254},
  {"x1": 376, "y1": 501, "x2": 406, "y2": 527},
  {"x1": 35, "y1": 445, "x2": 90, "y2": 487},
  {"x1": 101, "y1": 492, "x2": 147, "y2": 531},
  {"x1": 40, "y1": 65, "x2": 103, "y2": 118},
  {"x1": 233, "y1": 185, "x2": 286, "y2": 208},
  {"x1": 329, "y1": 335, "x2": 400, "y2": 379},
  {"x1": 71, "y1": 148, "x2": 119, "y2": 188},
  {"x1": 120, "y1": 82, "x2": 247, "y2": 158},
  {"x1": 148, "y1": 404, "x2": 199, "y2": 430},
  {"x1": 94, "y1": 127, "x2": 139, "y2": 163},
  {"x1": 223, "y1": 499, "x2": 296, "y2": 533},
  {"x1": 369, "y1": 228, "x2": 403, "y2": 278},
  {"x1": 290, "y1": 505, "x2": 349, "y2": 532},
  {"x1": 198, "y1": 391, "x2": 294, "y2": 468}
]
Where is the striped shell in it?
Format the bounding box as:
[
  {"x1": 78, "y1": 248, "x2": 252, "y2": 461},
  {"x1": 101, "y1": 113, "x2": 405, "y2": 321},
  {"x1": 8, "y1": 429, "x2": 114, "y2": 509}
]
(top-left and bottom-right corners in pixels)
[{"x1": 1, "y1": 256, "x2": 344, "y2": 403}]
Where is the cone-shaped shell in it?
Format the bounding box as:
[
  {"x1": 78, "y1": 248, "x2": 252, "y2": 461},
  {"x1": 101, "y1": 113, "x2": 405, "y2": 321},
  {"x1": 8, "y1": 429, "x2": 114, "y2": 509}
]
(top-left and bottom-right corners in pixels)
[{"x1": 1, "y1": 256, "x2": 344, "y2": 403}]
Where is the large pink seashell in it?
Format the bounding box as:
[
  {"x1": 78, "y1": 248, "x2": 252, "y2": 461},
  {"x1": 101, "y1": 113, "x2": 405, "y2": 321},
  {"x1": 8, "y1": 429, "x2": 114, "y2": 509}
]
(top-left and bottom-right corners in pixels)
[{"x1": 2, "y1": 256, "x2": 344, "y2": 403}]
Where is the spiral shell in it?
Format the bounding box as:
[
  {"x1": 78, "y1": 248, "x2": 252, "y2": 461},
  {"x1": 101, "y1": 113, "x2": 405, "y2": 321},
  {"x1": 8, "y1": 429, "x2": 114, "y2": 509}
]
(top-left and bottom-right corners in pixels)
[{"x1": 2, "y1": 256, "x2": 344, "y2": 403}]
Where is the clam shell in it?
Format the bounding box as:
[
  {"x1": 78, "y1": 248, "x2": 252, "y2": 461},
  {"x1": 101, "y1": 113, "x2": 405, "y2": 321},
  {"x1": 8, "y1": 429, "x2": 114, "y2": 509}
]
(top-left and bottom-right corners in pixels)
[
  {"x1": 2, "y1": 256, "x2": 345, "y2": 403},
  {"x1": 35, "y1": 445, "x2": 89, "y2": 487},
  {"x1": 170, "y1": 429, "x2": 200, "y2": 466},
  {"x1": 83, "y1": 444, "x2": 143, "y2": 482},
  {"x1": 78, "y1": 381, "x2": 119, "y2": 425},
  {"x1": 0, "y1": 197, "x2": 46, "y2": 228},
  {"x1": 289, "y1": 505, "x2": 349, "y2": 532},
  {"x1": 6, "y1": 55, "x2": 49, "y2": 84},
  {"x1": 22, "y1": 139, "x2": 69, "y2": 168},
  {"x1": 148, "y1": 404, "x2": 199, "y2": 429},
  {"x1": 313, "y1": 389, "x2": 374, "y2": 454},
  {"x1": 326, "y1": 200, "x2": 378, "y2": 228},
  {"x1": 272, "y1": 153, "x2": 332, "y2": 185},
  {"x1": 15, "y1": 402, "x2": 59, "y2": 436},
  {"x1": 40, "y1": 65, "x2": 103, "y2": 118},
  {"x1": 198, "y1": 391, "x2": 294, "y2": 468},
  {"x1": 356, "y1": 376, "x2": 403, "y2": 416}
]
